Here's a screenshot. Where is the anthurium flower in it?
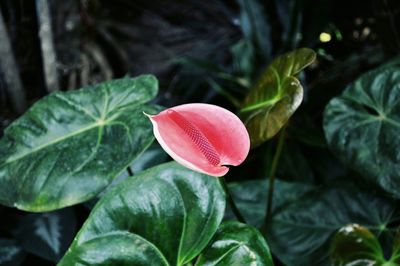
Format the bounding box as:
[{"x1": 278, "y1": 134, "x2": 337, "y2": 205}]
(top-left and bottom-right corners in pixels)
[{"x1": 145, "y1": 103, "x2": 250, "y2": 176}]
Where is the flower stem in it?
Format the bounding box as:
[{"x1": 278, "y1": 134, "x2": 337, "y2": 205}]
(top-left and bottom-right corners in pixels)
[
  {"x1": 262, "y1": 127, "x2": 286, "y2": 233},
  {"x1": 219, "y1": 176, "x2": 246, "y2": 223}
]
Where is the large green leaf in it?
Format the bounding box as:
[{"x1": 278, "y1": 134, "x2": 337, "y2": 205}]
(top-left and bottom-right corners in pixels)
[
  {"x1": 267, "y1": 182, "x2": 399, "y2": 266},
  {"x1": 14, "y1": 208, "x2": 76, "y2": 262},
  {"x1": 58, "y1": 162, "x2": 226, "y2": 266},
  {"x1": 227, "y1": 179, "x2": 313, "y2": 227},
  {"x1": 329, "y1": 224, "x2": 400, "y2": 266},
  {"x1": 240, "y1": 48, "x2": 316, "y2": 147},
  {"x1": 324, "y1": 67, "x2": 400, "y2": 197},
  {"x1": 0, "y1": 75, "x2": 158, "y2": 211},
  {"x1": 196, "y1": 221, "x2": 274, "y2": 266}
]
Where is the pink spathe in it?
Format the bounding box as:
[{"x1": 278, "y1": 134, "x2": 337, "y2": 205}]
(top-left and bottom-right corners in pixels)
[{"x1": 146, "y1": 103, "x2": 250, "y2": 176}]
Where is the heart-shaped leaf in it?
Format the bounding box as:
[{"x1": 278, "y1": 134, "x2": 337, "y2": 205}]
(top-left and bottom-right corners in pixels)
[
  {"x1": 329, "y1": 224, "x2": 399, "y2": 266},
  {"x1": 58, "y1": 162, "x2": 226, "y2": 266},
  {"x1": 195, "y1": 221, "x2": 274, "y2": 266},
  {"x1": 324, "y1": 66, "x2": 400, "y2": 197},
  {"x1": 0, "y1": 75, "x2": 158, "y2": 211},
  {"x1": 267, "y1": 182, "x2": 399, "y2": 266},
  {"x1": 14, "y1": 208, "x2": 76, "y2": 262},
  {"x1": 240, "y1": 48, "x2": 316, "y2": 147}
]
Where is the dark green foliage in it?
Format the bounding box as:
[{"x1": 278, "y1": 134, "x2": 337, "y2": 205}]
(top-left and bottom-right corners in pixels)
[
  {"x1": 196, "y1": 221, "x2": 274, "y2": 266},
  {"x1": 0, "y1": 75, "x2": 158, "y2": 211},
  {"x1": 1, "y1": 0, "x2": 400, "y2": 265},
  {"x1": 324, "y1": 67, "x2": 400, "y2": 197},
  {"x1": 58, "y1": 162, "x2": 226, "y2": 266}
]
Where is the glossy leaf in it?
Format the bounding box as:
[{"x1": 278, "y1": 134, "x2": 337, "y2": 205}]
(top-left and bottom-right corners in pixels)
[
  {"x1": 227, "y1": 179, "x2": 313, "y2": 227},
  {"x1": 14, "y1": 208, "x2": 76, "y2": 262},
  {"x1": 58, "y1": 162, "x2": 226, "y2": 266},
  {"x1": 147, "y1": 104, "x2": 250, "y2": 177},
  {"x1": 240, "y1": 48, "x2": 316, "y2": 147},
  {"x1": 267, "y1": 182, "x2": 399, "y2": 266},
  {"x1": 0, "y1": 75, "x2": 158, "y2": 211},
  {"x1": 0, "y1": 239, "x2": 25, "y2": 266},
  {"x1": 196, "y1": 221, "x2": 274, "y2": 266},
  {"x1": 330, "y1": 224, "x2": 388, "y2": 266},
  {"x1": 324, "y1": 67, "x2": 400, "y2": 197}
]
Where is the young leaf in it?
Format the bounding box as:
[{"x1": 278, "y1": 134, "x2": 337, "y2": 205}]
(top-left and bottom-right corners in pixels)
[
  {"x1": 324, "y1": 67, "x2": 400, "y2": 198},
  {"x1": 14, "y1": 208, "x2": 76, "y2": 262},
  {"x1": 267, "y1": 182, "x2": 399, "y2": 266},
  {"x1": 0, "y1": 75, "x2": 158, "y2": 211},
  {"x1": 240, "y1": 48, "x2": 316, "y2": 147},
  {"x1": 195, "y1": 221, "x2": 274, "y2": 266},
  {"x1": 58, "y1": 162, "x2": 226, "y2": 266},
  {"x1": 330, "y1": 224, "x2": 387, "y2": 266}
]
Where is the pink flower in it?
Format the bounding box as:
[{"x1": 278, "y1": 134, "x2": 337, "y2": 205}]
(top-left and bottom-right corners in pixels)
[{"x1": 146, "y1": 103, "x2": 250, "y2": 176}]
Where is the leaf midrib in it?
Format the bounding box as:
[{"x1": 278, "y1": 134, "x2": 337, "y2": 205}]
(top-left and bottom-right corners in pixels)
[
  {"x1": 4, "y1": 121, "x2": 104, "y2": 166},
  {"x1": 240, "y1": 98, "x2": 280, "y2": 113}
]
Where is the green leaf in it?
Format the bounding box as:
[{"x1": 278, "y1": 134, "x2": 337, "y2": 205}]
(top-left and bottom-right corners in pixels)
[
  {"x1": 240, "y1": 48, "x2": 316, "y2": 147},
  {"x1": 0, "y1": 75, "x2": 158, "y2": 211},
  {"x1": 14, "y1": 208, "x2": 76, "y2": 262},
  {"x1": 58, "y1": 162, "x2": 226, "y2": 266},
  {"x1": 267, "y1": 182, "x2": 400, "y2": 266},
  {"x1": 329, "y1": 224, "x2": 388, "y2": 266},
  {"x1": 324, "y1": 67, "x2": 400, "y2": 197},
  {"x1": 196, "y1": 221, "x2": 274, "y2": 266},
  {"x1": 228, "y1": 179, "x2": 313, "y2": 227},
  {"x1": 0, "y1": 239, "x2": 25, "y2": 266}
]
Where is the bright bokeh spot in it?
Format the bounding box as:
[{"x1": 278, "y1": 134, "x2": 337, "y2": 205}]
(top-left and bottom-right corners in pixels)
[{"x1": 319, "y1": 32, "x2": 332, "y2": 43}]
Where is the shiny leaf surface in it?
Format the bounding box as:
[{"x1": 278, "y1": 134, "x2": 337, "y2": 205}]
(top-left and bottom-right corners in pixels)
[
  {"x1": 196, "y1": 221, "x2": 274, "y2": 266},
  {"x1": 58, "y1": 162, "x2": 226, "y2": 266},
  {"x1": 240, "y1": 48, "x2": 316, "y2": 147},
  {"x1": 330, "y1": 224, "x2": 388, "y2": 266},
  {"x1": 324, "y1": 67, "x2": 400, "y2": 197},
  {"x1": 0, "y1": 75, "x2": 158, "y2": 211}
]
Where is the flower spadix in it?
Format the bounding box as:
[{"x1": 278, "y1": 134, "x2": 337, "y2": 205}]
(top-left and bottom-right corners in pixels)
[{"x1": 145, "y1": 103, "x2": 250, "y2": 176}]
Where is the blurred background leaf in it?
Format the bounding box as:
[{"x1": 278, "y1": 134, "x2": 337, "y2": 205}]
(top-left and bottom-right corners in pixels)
[
  {"x1": 0, "y1": 239, "x2": 25, "y2": 266},
  {"x1": 14, "y1": 208, "x2": 76, "y2": 262}
]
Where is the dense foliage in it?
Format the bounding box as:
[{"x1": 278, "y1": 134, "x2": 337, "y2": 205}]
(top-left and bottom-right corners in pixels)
[{"x1": 0, "y1": 0, "x2": 399, "y2": 265}]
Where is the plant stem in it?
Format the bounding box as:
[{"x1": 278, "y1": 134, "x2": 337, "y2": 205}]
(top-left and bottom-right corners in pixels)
[
  {"x1": 219, "y1": 176, "x2": 246, "y2": 223},
  {"x1": 0, "y1": 10, "x2": 26, "y2": 113},
  {"x1": 35, "y1": 0, "x2": 59, "y2": 92},
  {"x1": 262, "y1": 127, "x2": 286, "y2": 233},
  {"x1": 127, "y1": 166, "x2": 134, "y2": 176}
]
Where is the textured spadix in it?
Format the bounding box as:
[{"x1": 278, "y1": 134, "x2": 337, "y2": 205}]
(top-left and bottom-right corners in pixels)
[{"x1": 146, "y1": 104, "x2": 250, "y2": 176}]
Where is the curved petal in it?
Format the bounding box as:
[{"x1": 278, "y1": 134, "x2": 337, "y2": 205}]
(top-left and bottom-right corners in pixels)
[{"x1": 146, "y1": 103, "x2": 250, "y2": 177}]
